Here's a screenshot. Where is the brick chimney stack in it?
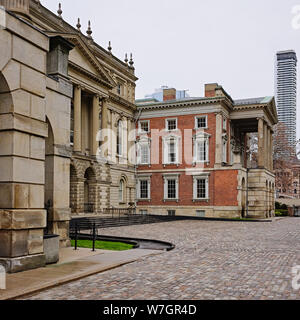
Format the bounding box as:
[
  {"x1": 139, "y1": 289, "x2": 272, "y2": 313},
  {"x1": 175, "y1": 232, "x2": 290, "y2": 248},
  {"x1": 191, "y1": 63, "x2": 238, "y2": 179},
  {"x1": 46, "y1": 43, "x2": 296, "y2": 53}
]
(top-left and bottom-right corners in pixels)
[
  {"x1": 205, "y1": 83, "x2": 218, "y2": 98},
  {"x1": 163, "y1": 88, "x2": 176, "y2": 101}
]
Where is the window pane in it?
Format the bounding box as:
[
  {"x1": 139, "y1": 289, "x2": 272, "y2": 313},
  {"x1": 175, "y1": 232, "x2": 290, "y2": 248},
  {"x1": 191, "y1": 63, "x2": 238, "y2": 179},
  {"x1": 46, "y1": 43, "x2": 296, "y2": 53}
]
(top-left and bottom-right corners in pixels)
[
  {"x1": 140, "y1": 180, "x2": 148, "y2": 199},
  {"x1": 197, "y1": 117, "x2": 206, "y2": 128},
  {"x1": 168, "y1": 179, "x2": 176, "y2": 198},
  {"x1": 141, "y1": 145, "x2": 149, "y2": 164},
  {"x1": 167, "y1": 119, "x2": 177, "y2": 131},
  {"x1": 168, "y1": 139, "x2": 176, "y2": 163},
  {"x1": 197, "y1": 141, "x2": 206, "y2": 161},
  {"x1": 119, "y1": 181, "x2": 124, "y2": 202},
  {"x1": 141, "y1": 121, "x2": 149, "y2": 132},
  {"x1": 197, "y1": 179, "x2": 206, "y2": 198}
]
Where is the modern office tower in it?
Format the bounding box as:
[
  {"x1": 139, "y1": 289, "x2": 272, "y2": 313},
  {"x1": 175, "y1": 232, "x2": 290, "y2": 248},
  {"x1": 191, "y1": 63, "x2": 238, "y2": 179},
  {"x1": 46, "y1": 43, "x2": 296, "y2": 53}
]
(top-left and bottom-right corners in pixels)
[{"x1": 275, "y1": 50, "x2": 297, "y2": 151}]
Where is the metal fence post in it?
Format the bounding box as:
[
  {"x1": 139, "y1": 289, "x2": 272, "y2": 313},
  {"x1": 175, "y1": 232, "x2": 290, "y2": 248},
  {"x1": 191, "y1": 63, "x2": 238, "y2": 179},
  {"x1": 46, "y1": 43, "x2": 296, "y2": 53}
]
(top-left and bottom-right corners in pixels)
[
  {"x1": 74, "y1": 222, "x2": 78, "y2": 251},
  {"x1": 92, "y1": 222, "x2": 96, "y2": 252}
]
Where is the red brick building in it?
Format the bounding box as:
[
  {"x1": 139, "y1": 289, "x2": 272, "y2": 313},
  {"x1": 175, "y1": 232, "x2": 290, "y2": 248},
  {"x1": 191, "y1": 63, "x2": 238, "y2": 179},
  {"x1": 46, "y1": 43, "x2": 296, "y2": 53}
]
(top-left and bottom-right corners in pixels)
[{"x1": 135, "y1": 84, "x2": 278, "y2": 218}]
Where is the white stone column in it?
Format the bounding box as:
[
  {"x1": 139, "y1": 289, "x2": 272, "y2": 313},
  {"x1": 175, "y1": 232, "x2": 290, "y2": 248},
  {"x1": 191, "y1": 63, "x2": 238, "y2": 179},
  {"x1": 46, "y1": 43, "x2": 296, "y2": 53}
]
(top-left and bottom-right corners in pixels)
[
  {"x1": 74, "y1": 85, "x2": 82, "y2": 153},
  {"x1": 257, "y1": 118, "x2": 265, "y2": 168},
  {"x1": 101, "y1": 98, "x2": 108, "y2": 158},
  {"x1": 92, "y1": 94, "x2": 99, "y2": 156}
]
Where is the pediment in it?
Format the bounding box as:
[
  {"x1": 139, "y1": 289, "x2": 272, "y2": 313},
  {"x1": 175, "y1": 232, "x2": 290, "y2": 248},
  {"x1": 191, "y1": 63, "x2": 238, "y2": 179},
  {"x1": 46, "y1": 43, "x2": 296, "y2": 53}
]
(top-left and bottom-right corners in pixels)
[{"x1": 47, "y1": 32, "x2": 116, "y2": 88}]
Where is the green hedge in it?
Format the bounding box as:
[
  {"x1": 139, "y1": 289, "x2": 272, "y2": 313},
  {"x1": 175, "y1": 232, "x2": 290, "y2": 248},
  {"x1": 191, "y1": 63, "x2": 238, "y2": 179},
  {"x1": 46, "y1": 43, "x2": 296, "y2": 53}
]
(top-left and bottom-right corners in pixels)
[{"x1": 275, "y1": 209, "x2": 289, "y2": 217}]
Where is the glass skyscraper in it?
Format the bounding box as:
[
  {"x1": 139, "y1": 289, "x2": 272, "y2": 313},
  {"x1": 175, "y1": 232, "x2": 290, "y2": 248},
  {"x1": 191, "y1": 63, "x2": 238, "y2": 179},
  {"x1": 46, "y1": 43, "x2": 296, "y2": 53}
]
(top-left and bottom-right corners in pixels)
[{"x1": 275, "y1": 50, "x2": 297, "y2": 150}]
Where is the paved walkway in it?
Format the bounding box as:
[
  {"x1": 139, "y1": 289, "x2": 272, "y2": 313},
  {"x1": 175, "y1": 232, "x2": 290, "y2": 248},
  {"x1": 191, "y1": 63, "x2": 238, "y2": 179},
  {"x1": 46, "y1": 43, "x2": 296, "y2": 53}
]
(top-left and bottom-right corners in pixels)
[
  {"x1": 0, "y1": 247, "x2": 160, "y2": 300},
  {"x1": 23, "y1": 217, "x2": 300, "y2": 300}
]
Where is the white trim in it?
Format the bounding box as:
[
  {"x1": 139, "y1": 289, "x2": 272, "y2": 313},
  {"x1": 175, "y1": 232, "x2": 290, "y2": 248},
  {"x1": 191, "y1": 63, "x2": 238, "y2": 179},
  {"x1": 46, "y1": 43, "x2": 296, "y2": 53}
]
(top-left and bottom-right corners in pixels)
[
  {"x1": 193, "y1": 175, "x2": 209, "y2": 200},
  {"x1": 194, "y1": 115, "x2": 208, "y2": 129},
  {"x1": 162, "y1": 134, "x2": 181, "y2": 165},
  {"x1": 163, "y1": 174, "x2": 180, "y2": 201},
  {"x1": 138, "y1": 120, "x2": 150, "y2": 134},
  {"x1": 137, "y1": 177, "x2": 151, "y2": 200},
  {"x1": 193, "y1": 131, "x2": 211, "y2": 163},
  {"x1": 165, "y1": 118, "x2": 178, "y2": 131}
]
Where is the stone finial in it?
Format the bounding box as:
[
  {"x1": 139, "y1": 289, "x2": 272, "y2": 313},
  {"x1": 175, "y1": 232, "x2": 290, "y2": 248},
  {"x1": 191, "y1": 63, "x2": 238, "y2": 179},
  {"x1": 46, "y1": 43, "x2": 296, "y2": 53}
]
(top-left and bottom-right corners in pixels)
[
  {"x1": 57, "y1": 3, "x2": 62, "y2": 18},
  {"x1": 129, "y1": 53, "x2": 134, "y2": 68},
  {"x1": 108, "y1": 41, "x2": 112, "y2": 53},
  {"x1": 124, "y1": 53, "x2": 128, "y2": 64},
  {"x1": 86, "y1": 20, "x2": 93, "y2": 39},
  {"x1": 76, "y1": 18, "x2": 81, "y2": 31}
]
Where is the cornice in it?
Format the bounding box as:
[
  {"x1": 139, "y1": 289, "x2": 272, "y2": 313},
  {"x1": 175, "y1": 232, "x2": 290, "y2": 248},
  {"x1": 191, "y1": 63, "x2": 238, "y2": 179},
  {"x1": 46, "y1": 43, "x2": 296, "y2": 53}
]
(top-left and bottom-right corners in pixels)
[
  {"x1": 109, "y1": 92, "x2": 137, "y2": 112},
  {"x1": 69, "y1": 62, "x2": 113, "y2": 89}
]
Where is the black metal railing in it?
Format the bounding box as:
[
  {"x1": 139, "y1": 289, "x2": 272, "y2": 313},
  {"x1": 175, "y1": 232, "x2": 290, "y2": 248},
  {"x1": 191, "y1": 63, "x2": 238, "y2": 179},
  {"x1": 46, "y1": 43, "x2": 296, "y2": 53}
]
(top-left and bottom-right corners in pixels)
[{"x1": 103, "y1": 207, "x2": 136, "y2": 218}]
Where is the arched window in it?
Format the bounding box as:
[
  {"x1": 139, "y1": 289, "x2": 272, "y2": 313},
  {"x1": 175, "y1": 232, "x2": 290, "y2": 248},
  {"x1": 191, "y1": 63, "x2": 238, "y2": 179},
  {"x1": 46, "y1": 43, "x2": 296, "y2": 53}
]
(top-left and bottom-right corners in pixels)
[
  {"x1": 117, "y1": 120, "x2": 123, "y2": 156},
  {"x1": 119, "y1": 179, "x2": 125, "y2": 203}
]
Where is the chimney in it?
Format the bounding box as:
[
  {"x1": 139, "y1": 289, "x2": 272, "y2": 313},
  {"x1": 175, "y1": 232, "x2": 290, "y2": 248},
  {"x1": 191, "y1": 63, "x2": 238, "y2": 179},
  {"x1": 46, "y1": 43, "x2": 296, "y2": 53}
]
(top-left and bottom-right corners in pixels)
[
  {"x1": 0, "y1": 0, "x2": 30, "y2": 18},
  {"x1": 205, "y1": 83, "x2": 218, "y2": 97},
  {"x1": 163, "y1": 88, "x2": 176, "y2": 101}
]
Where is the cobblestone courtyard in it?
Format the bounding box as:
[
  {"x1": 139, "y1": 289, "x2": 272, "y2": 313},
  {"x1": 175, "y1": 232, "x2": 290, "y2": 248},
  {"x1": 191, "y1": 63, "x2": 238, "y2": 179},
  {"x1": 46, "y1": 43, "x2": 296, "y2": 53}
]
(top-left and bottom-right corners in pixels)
[{"x1": 25, "y1": 218, "x2": 300, "y2": 300}]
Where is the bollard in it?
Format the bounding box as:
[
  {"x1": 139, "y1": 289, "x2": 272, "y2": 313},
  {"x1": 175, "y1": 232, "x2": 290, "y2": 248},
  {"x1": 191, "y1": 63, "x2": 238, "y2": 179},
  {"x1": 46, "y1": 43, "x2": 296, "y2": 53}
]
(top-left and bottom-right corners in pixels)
[
  {"x1": 92, "y1": 222, "x2": 96, "y2": 252},
  {"x1": 74, "y1": 223, "x2": 78, "y2": 250}
]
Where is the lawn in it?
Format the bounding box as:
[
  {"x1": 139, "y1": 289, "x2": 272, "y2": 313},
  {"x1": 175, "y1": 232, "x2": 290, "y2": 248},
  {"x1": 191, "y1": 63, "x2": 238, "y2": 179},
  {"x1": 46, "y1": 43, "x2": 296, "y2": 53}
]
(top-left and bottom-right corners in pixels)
[{"x1": 71, "y1": 239, "x2": 134, "y2": 251}]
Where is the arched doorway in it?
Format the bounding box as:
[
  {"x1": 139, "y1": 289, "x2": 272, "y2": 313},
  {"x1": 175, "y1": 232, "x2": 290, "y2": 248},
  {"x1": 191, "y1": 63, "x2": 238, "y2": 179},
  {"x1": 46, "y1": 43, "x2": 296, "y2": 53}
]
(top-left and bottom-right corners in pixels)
[
  {"x1": 84, "y1": 167, "x2": 96, "y2": 213},
  {"x1": 241, "y1": 178, "x2": 246, "y2": 218}
]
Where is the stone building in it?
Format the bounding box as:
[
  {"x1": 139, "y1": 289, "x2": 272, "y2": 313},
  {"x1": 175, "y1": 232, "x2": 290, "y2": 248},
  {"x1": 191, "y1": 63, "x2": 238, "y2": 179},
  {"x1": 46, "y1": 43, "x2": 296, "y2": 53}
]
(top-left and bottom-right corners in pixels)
[
  {"x1": 136, "y1": 85, "x2": 278, "y2": 218},
  {"x1": 0, "y1": 0, "x2": 137, "y2": 272}
]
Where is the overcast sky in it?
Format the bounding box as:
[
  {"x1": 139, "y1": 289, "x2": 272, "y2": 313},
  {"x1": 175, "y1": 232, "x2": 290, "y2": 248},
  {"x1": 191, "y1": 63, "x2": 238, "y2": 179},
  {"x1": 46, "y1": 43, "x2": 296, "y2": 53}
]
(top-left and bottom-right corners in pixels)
[{"x1": 43, "y1": 0, "x2": 300, "y2": 138}]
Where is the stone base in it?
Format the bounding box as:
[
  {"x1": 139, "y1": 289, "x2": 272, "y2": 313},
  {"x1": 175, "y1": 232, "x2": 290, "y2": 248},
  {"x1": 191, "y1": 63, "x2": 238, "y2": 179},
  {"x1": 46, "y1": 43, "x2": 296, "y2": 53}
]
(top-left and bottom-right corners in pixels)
[{"x1": 0, "y1": 254, "x2": 46, "y2": 273}]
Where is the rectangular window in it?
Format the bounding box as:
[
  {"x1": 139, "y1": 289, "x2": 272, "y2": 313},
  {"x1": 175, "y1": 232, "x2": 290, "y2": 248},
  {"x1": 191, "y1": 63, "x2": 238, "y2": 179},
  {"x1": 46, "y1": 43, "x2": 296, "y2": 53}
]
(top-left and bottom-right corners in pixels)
[
  {"x1": 195, "y1": 116, "x2": 207, "y2": 129},
  {"x1": 117, "y1": 84, "x2": 122, "y2": 95},
  {"x1": 197, "y1": 179, "x2": 206, "y2": 199},
  {"x1": 197, "y1": 141, "x2": 207, "y2": 161},
  {"x1": 141, "y1": 144, "x2": 150, "y2": 164},
  {"x1": 139, "y1": 120, "x2": 149, "y2": 133},
  {"x1": 140, "y1": 180, "x2": 149, "y2": 199},
  {"x1": 140, "y1": 210, "x2": 148, "y2": 215},
  {"x1": 167, "y1": 179, "x2": 176, "y2": 199},
  {"x1": 196, "y1": 210, "x2": 205, "y2": 217},
  {"x1": 166, "y1": 119, "x2": 177, "y2": 131},
  {"x1": 168, "y1": 210, "x2": 176, "y2": 216},
  {"x1": 168, "y1": 139, "x2": 177, "y2": 163}
]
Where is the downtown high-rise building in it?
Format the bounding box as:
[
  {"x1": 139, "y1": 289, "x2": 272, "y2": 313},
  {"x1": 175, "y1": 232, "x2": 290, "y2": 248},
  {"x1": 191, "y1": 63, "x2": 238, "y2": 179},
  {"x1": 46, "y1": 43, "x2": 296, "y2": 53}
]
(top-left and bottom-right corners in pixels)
[{"x1": 275, "y1": 50, "x2": 297, "y2": 151}]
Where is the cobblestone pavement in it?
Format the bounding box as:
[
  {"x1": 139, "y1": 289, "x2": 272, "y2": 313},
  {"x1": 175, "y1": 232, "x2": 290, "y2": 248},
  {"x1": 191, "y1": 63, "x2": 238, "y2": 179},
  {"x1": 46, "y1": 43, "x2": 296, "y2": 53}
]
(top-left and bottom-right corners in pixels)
[{"x1": 25, "y1": 218, "x2": 300, "y2": 300}]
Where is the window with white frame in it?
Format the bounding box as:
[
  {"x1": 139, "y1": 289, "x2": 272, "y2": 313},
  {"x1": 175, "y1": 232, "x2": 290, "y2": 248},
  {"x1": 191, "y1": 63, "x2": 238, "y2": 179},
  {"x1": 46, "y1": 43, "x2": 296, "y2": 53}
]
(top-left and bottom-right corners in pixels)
[
  {"x1": 195, "y1": 116, "x2": 207, "y2": 129},
  {"x1": 139, "y1": 120, "x2": 150, "y2": 133},
  {"x1": 193, "y1": 132, "x2": 210, "y2": 163},
  {"x1": 166, "y1": 118, "x2": 177, "y2": 131},
  {"x1": 163, "y1": 175, "x2": 179, "y2": 200},
  {"x1": 137, "y1": 176, "x2": 151, "y2": 200},
  {"x1": 193, "y1": 174, "x2": 209, "y2": 200},
  {"x1": 117, "y1": 120, "x2": 123, "y2": 156},
  {"x1": 163, "y1": 135, "x2": 180, "y2": 165},
  {"x1": 137, "y1": 136, "x2": 150, "y2": 165}
]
